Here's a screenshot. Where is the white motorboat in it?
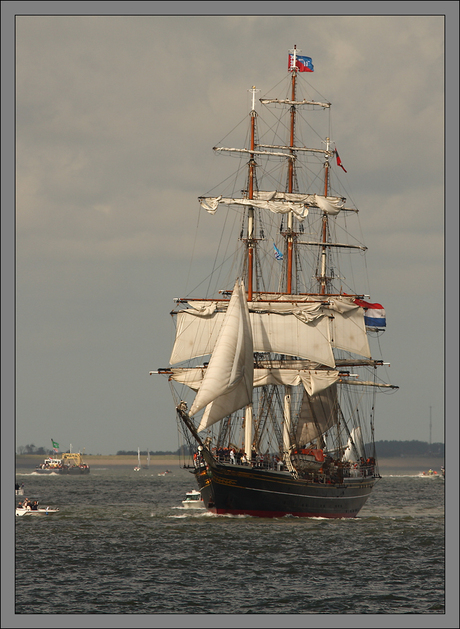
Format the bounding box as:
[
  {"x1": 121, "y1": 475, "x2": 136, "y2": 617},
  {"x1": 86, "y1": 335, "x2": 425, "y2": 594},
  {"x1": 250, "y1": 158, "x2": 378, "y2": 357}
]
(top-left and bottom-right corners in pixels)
[
  {"x1": 16, "y1": 506, "x2": 59, "y2": 517},
  {"x1": 182, "y1": 490, "x2": 205, "y2": 509}
]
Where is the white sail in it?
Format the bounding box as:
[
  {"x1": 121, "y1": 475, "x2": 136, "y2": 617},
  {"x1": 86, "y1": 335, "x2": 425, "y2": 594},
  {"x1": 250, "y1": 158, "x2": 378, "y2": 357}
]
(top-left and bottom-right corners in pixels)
[
  {"x1": 199, "y1": 195, "x2": 308, "y2": 220},
  {"x1": 170, "y1": 367, "x2": 339, "y2": 396},
  {"x1": 342, "y1": 427, "x2": 364, "y2": 462},
  {"x1": 199, "y1": 192, "x2": 344, "y2": 219},
  {"x1": 170, "y1": 296, "x2": 370, "y2": 367},
  {"x1": 188, "y1": 280, "x2": 254, "y2": 432},
  {"x1": 328, "y1": 298, "x2": 371, "y2": 358},
  {"x1": 313, "y1": 194, "x2": 343, "y2": 215},
  {"x1": 171, "y1": 306, "x2": 334, "y2": 367},
  {"x1": 297, "y1": 385, "x2": 338, "y2": 445}
]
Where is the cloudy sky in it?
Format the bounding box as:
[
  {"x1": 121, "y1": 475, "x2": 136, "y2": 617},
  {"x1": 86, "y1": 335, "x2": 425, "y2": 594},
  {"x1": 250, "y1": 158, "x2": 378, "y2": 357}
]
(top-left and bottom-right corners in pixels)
[{"x1": 4, "y1": 5, "x2": 457, "y2": 455}]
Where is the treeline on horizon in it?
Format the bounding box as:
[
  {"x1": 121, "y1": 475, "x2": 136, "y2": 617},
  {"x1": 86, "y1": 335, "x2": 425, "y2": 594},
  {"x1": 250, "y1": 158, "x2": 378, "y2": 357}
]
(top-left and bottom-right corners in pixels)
[
  {"x1": 17, "y1": 440, "x2": 445, "y2": 458},
  {"x1": 117, "y1": 440, "x2": 445, "y2": 457}
]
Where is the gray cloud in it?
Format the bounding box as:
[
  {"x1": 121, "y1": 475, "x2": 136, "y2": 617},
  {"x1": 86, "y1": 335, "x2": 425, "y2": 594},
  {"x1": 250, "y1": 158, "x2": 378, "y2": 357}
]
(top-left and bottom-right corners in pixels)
[{"x1": 14, "y1": 14, "x2": 445, "y2": 453}]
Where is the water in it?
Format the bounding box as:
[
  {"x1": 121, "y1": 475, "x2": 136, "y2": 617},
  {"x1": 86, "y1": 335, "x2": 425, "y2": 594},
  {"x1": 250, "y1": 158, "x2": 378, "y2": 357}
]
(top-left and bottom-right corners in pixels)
[{"x1": 13, "y1": 465, "x2": 445, "y2": 616}]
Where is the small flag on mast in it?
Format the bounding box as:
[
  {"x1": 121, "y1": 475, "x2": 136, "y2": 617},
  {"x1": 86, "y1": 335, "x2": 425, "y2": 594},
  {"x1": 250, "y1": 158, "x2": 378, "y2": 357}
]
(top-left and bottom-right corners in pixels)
[
  {"x1": 51, "y1": 439, "x2": 59, "y2": 452},
  {"x1": 335, "y1": 149, "x2": 347, "y2": 173},
  {"x1": 288, "y1": 54, "x2": 314, "y2": 73},
  {"x1": 273, "y1": 244, "x2": 283, "y2": 261}
]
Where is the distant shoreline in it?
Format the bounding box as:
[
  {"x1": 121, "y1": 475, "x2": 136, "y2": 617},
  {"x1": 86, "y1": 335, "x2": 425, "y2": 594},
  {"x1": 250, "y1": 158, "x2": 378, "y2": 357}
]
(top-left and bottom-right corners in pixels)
[
  {"x1": 15, "y1": 454, "x2": 183, "y2": 468},
  {"x1": 16, "y1": 454, "x2": 445, "y2": 473}
]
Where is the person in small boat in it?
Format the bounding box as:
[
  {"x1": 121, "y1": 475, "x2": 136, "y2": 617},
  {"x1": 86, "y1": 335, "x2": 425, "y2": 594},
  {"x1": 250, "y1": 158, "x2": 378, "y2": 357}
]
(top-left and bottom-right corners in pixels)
[{"x1": 31, "y1": 501, "x2": 39, "y2": 510}]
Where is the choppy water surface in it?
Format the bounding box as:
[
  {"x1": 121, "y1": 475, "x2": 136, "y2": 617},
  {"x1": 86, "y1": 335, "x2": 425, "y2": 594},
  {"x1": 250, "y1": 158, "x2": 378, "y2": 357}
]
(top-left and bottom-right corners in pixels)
[{"x1": 14, "y1": 465, "x2": 445, "y2": 615}]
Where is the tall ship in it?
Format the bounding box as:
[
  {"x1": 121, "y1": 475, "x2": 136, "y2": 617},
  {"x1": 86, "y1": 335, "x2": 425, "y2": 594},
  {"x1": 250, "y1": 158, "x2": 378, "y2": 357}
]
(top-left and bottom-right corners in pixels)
[{"x1": 152, "y1": 47, "x2": 397, "y2": 518}]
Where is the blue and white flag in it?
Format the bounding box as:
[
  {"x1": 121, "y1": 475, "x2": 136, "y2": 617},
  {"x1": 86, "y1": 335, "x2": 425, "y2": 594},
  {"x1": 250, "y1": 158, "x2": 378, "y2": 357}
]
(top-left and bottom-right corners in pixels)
[
  {"x1": 288, "y1": 54, "x2": 314, "y2": 72},
  {"x1": 273, "y1": 244, "x2": 283, "y2": 261}
]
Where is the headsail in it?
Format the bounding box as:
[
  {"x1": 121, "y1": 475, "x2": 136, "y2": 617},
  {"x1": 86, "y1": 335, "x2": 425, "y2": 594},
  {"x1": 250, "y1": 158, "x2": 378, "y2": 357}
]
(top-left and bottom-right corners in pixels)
[
  {"x1": 188, "y1": 280, "x2": 254, "y2": 432},
  {"x1": 342, "y1": 427, "x2": 364, "y2": 462}
]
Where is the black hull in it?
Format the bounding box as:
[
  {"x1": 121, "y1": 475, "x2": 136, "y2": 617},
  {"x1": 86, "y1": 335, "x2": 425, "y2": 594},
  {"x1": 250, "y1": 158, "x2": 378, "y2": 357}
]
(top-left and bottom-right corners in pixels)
[
  {"x1": 194, "y1": 461, "x2": 375, "y2": 518},
  {"x1": 34, "y1": 468, "x2": 90, "y2": 475}
]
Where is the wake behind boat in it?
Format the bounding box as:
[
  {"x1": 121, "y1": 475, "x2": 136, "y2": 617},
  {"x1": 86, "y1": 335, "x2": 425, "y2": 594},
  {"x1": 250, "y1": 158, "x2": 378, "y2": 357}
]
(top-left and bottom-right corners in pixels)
[{"x1": 152, "y1": 46, "x2": 398, "y2": 518}]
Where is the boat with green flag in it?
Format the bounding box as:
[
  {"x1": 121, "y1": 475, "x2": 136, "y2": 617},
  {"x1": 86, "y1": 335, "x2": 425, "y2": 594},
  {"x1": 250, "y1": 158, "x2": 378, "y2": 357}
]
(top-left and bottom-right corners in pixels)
[{"x1": 35, "y1": 440, "x2": 90, "y2": 474}]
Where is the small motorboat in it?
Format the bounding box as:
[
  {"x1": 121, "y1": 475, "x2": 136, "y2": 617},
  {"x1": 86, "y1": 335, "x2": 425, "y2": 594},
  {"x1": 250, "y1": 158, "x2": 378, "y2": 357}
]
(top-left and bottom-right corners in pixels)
[
  {"x1": 158, "y1": 470, "x2": 172, "y2": 477},
  {"x1": 182, "y1": 490, "x2": 205, "y2": 509},
  {"x1": 420, "y1": 469, "x2": 440, "y2": 477},
  {"x1": 16, "y1": 506, "x2": 59, "y2": 517}
]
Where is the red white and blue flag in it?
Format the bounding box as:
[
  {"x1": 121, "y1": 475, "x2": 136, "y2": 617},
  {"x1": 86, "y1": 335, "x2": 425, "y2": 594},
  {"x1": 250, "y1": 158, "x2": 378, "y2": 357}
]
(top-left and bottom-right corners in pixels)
[
  {"x1": 335, "y1": 149, "x2": 347, "y2": 173},
  {"x1": 288, "y1": 54, "x2": 314, "y2": 72},
  {"x1": 354, "y1": 299, "x2": 386, "y2": 328}
]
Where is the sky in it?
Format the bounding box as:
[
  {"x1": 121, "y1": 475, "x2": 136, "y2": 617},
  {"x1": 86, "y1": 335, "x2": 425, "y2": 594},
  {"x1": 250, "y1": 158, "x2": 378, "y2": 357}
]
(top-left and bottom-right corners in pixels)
[{"x1": 3, "y1": 5, "x2": 458, "y2": 456}]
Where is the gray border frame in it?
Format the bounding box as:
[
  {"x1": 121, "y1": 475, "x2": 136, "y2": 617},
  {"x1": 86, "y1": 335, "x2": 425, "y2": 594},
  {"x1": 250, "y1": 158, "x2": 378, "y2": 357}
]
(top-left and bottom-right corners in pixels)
[{"x1": 2, "y1": 2, "x2": 458, "y2": 627}]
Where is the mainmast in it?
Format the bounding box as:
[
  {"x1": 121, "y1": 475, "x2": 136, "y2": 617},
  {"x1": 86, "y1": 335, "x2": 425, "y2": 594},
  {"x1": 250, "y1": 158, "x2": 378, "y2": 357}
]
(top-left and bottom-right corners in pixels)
[
  {"x1": 286, "y1": 47, "x2": 332, "y2": 296},
  {"x1": 286, "y1": 47, "x2": 298, "y2": 294},
  {"x1": 247, "y1": 86, "x2": 259, "y2": 302},
  {"x1": 283, "y1": 48, "x2": 298, "y2": 464}
]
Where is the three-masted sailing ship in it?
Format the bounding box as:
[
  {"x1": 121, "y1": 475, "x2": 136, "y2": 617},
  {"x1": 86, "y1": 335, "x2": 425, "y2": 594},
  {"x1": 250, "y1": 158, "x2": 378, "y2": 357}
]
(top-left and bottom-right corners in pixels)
[{"x1": 152, "y1": 47, "x2": 397, "y2": 518}]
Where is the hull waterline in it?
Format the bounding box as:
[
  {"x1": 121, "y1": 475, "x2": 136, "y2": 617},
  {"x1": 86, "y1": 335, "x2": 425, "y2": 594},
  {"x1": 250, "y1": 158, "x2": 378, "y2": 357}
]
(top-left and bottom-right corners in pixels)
[{"x1": 194, "y1": 461, "x2": 376, "y2": 518}]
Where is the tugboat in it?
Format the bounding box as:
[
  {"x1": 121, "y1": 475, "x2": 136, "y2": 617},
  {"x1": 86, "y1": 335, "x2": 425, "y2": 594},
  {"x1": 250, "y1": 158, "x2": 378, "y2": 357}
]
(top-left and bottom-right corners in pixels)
[{"x1": 35, "y1": 452, "x2": 90, "y2": 475}]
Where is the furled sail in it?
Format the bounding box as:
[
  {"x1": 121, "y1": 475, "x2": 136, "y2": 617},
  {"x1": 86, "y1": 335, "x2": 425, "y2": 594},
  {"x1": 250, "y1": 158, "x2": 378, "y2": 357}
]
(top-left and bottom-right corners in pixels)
[
  {"x1": 170, "y1": 367, "x2": 339, "y2": 396},
  {"x1": 188, "y1": 280, "x2": 254, "y2": 432},
  {"x1": 296, "y1": 384, "x2": 338, "y2": 445},
  {"x1": 313, "y1": 194, "x2": 343, "y2": 215},
  {"x1": 199, "y1": 192, "x2": 345, "y2": 219},
  {"x1": 199, "y1": 195, "x2": 308, "y2": 221}
]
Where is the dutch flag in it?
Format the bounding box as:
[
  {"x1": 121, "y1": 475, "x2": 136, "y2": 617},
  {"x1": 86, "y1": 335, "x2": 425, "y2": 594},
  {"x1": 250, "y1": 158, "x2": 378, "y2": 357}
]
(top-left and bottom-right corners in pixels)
[{"x1": 354, "y1": 299, "x2": 386, "y2": 328}]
